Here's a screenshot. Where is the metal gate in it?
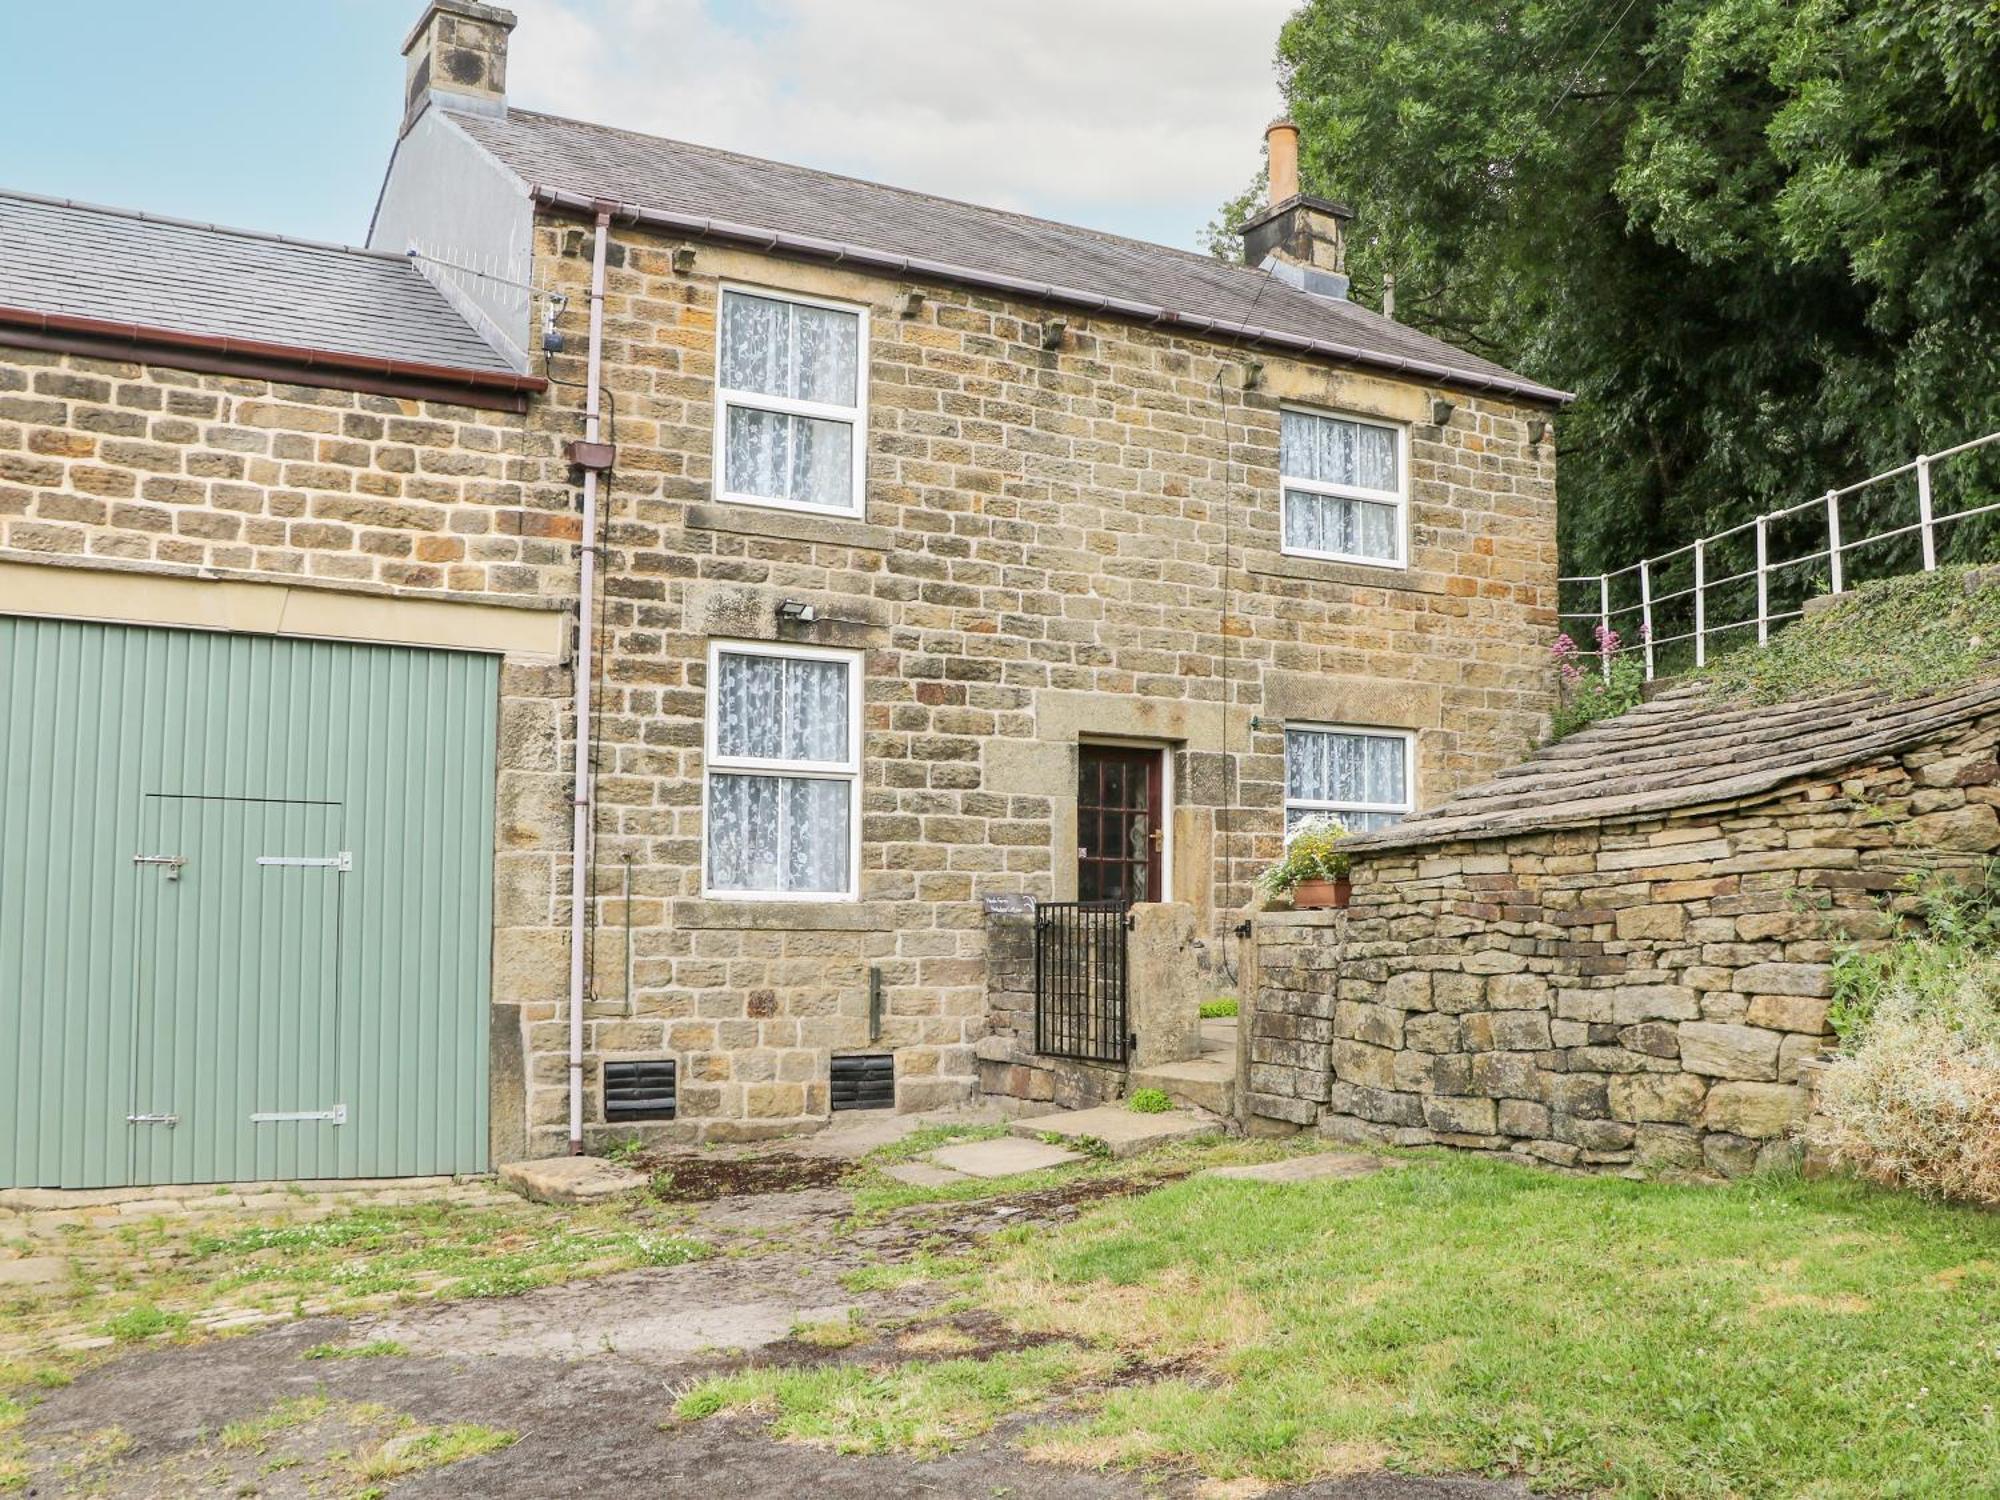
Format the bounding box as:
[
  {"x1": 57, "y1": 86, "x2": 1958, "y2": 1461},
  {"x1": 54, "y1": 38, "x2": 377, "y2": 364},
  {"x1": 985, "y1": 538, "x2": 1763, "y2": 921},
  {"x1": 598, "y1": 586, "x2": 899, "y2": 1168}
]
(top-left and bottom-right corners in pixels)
[
  {"x1": 1033, "y1": 901, "x2": 1130, "y2": 1064},
  {"x1": 0, "y1": 617, "x2": 499, "y2": 1188}
]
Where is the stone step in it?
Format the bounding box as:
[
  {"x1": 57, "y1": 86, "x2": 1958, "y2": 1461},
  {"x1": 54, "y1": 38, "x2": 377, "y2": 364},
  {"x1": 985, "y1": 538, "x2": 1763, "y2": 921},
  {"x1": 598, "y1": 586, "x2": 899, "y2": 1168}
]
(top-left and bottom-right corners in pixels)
[
  {"x1": 1129, "y1": 1053, "x2": 1235, "y2": 1117},
  {"x1": 1009, "y1": 1104, "x2": 1223, "y2": 1158}
]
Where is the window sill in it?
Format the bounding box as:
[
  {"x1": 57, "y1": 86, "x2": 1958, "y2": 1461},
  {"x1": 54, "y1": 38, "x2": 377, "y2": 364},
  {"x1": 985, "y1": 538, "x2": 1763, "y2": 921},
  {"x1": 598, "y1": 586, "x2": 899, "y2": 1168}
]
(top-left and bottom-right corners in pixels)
[
  {"x1": 673, "y1": 898, "x2": 892, "y2": 931},
  {"x1": 1245, "y1": 549, "x2": 1441, "y2": 594},
  {"x1": 685, "y1": 501, "x2": 893, "y2": 552}
]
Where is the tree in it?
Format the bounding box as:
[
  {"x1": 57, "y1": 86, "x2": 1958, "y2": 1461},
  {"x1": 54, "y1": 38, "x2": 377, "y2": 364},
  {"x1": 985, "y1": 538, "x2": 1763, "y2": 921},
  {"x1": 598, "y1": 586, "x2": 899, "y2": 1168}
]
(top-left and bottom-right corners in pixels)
[{"x1": 1221, "y1": 0, "x2": 2000, "y2": 597}]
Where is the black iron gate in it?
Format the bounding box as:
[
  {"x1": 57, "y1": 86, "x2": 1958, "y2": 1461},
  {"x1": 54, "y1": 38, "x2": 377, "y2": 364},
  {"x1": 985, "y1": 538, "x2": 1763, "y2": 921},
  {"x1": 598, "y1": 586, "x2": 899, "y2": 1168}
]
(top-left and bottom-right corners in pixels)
[{"x1": 1034, "y1": 901, "x2": 1130, "y2": 1063}]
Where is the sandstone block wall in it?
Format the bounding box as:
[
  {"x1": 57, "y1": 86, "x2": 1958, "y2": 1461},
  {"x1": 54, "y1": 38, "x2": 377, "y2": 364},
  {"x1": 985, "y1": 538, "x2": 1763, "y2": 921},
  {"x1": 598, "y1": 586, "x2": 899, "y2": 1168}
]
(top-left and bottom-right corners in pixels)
[
  {"x1": 1247, "y1": 715, "x2": 2000, "y2": 1176},
  {"x1": 529, "y1": 216, "x2": 1558, "y2": 1142}
]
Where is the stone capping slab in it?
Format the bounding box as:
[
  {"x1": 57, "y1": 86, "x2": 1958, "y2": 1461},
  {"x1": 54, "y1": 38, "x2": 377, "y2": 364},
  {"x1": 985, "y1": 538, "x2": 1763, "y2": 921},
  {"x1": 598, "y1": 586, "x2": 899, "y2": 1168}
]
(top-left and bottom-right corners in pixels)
[
  {"x1": 498, "y1": 1155, "x2": 645, "y2": 1204},
  {"x1": 671, "y1": 899, "x2": 895, "y2": 931},
  {"x1": 683, "y1": 501, "x2": 896, "y2": 553},
  {"x1": 1009, "y1": 1104, "x2": 1223, "y2": 1158},
  {"x1": 1346, "y1": 675, "x2": 2000, "y2": 855},
  {"x1": 0, "y1": 1174, "x2": 493, "y2": 1212}
]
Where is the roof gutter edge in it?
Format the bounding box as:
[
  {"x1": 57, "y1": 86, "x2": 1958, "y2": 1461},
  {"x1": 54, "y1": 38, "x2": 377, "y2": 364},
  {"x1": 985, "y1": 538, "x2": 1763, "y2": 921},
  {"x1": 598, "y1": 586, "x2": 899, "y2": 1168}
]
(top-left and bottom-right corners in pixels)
[
  {"x1": 0, "y1": 304, "x2": 548, "y2": 394},
  {"x1": 530, "y1": 186, "x2": 1574, "y2": 406}
]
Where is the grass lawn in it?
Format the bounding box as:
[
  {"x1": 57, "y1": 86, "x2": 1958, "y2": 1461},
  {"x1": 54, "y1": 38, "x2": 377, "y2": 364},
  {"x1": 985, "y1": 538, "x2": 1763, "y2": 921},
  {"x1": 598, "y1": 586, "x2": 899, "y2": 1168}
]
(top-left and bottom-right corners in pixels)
[{"x1": 682, "y1": 1152, "x2": 2000, "y2": 1497}]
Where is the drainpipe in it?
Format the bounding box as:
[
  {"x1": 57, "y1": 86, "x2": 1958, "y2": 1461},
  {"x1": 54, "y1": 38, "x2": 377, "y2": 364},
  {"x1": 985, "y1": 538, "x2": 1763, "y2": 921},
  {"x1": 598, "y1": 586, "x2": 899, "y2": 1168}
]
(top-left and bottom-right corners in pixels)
[{"x1": 568, "y1": 204, "x2": 613, "y2": 1156}]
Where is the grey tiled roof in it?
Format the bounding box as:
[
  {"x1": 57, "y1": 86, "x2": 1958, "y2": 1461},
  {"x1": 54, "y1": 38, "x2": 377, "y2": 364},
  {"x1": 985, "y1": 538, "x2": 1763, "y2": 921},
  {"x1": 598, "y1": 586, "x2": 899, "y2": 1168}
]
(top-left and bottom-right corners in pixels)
[
  {"x1": 0, "y1": 191, "x2": 518, "y2": 375},
  {"x1": 446, "y1": 108, "x2": 1564, "y2": 403},
  {"x1": 1346, "y1": 675, "x2": 2000, "y2": 854}
]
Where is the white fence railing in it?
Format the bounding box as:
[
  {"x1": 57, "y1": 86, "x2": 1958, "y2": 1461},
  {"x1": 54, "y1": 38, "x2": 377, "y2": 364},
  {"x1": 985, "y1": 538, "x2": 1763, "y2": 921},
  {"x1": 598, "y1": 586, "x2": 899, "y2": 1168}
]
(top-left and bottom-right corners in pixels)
[{"x1": 1559, "y1": 430, "x2": 2000, "y2": 681}]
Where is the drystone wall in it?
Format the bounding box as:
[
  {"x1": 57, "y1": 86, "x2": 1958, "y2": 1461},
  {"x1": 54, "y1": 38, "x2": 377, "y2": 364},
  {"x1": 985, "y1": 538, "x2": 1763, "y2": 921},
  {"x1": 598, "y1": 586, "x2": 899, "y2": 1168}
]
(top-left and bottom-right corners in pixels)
[{"x1": 1246, "y1": 714, "x2": 2000, "y2": 1176}]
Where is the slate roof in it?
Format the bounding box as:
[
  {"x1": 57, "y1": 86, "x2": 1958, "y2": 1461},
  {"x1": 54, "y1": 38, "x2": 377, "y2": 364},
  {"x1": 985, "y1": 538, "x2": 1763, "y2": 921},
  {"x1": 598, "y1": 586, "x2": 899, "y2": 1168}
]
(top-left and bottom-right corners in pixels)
[
  {"x1": 1346, "y1": 675, "x2": 2000, "y2": 854},
  {"x1": 0, "y1": 190, "x2": 519, "y2": 376},
  {"x1": 442, "y1": 107, "x2": 1567, "y2": 405}
]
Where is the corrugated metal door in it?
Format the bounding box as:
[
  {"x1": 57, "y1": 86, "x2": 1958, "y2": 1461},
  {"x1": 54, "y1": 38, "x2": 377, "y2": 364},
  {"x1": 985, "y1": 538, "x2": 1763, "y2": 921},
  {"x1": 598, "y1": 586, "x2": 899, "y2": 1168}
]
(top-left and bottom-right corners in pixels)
[{"x1": 0, "y1": 617, "x2": 499, "y2": 1188}]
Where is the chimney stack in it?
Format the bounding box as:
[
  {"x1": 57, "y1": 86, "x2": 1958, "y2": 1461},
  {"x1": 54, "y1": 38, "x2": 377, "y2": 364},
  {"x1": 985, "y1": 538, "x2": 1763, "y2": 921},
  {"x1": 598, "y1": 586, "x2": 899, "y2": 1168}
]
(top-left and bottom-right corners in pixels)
[
  {"x1": 402, "y1": 1, "x2": 516, "y2": 134},
  {"x1": 1242, "y1": 118, "x2": 1354, "y2": 302}
]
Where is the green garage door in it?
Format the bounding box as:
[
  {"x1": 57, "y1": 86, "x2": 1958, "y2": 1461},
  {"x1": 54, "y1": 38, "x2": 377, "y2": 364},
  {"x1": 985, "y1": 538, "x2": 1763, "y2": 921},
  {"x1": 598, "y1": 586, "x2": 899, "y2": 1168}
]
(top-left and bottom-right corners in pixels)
[{"x1": 0, "y1": 617, "x2": 499, "y2": 1188}]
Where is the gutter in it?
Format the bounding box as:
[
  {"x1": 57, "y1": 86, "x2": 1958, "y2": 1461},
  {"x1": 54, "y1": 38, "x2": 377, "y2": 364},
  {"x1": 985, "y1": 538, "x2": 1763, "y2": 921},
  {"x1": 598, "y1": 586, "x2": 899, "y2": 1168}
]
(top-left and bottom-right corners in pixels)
[
  {"x1": 529, "y1": 186, "x2": 1573, "y2": 407},
  {"x1": 567, "y1": 203, "x2": 613, "y2": 1156},
  {"x1": 0, "y1": 304, "x2": 547, "y2": 400}
]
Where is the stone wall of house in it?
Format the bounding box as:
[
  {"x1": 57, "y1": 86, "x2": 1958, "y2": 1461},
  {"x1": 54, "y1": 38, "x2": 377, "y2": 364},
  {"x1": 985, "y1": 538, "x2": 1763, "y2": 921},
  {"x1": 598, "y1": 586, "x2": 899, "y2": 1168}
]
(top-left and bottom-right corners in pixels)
[
  {"x1": 1246, "y1": 714, "x2": 2000, "y2": 1175},
  {"x1": 0, "y1": 345, "x2": 578, "y2": 1165},
  {"x1": 526, "y1": 213, "x2": 1560, "y2": 1145}
]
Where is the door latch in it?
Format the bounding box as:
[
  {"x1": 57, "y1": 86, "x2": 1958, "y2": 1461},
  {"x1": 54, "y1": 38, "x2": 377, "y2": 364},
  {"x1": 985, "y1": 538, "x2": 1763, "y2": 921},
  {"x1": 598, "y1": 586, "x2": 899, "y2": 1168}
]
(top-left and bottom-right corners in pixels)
[
  {"x1": 250, "y1": 1105, "x2": 347, "y2": 1125},
  {"x1": 127, "y1": 1112, "x2": 179, "y2": 1127},
  {"x1": 255, "y1": 853, "x2": 352, "y2": 871},
  {"x1": 132, "y1": 853, "x2": 187, "y2": 881}
]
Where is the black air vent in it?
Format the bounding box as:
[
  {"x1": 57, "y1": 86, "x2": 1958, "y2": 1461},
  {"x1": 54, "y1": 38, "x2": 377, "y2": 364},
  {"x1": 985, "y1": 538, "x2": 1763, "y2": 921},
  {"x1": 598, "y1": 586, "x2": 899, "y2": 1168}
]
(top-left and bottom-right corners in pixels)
[
  {"x1": 830, "y1": 1053, "x2": 894, "y2": 1111},
  {"x1": 603, "y1": 1059, "x2": 676, "y2": 1121}
]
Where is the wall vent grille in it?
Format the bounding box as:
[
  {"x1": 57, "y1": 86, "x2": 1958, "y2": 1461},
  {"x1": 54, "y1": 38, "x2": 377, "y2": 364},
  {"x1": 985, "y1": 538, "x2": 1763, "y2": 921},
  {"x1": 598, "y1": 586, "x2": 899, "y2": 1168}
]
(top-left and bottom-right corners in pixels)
[
  {"x1": 603, "y1": 1059, "x2": 676, "y2": 1121},
  {"x1": 830, "y1": 1053, "x2": 894, "y2": 1112}
]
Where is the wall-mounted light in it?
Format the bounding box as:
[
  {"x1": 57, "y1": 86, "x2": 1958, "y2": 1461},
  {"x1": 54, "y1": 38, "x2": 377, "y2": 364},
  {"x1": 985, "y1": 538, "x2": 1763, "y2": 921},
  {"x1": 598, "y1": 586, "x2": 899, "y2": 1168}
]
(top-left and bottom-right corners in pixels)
[
  {"x1": 776, "y1": 598, "x2": 819, "y2": 625},
  {"x1": 541, "y1": 292, "x2": 567, "y2": 353},
  {"x1": 895, "y1": 289, "x2": 924, "y2": 319},
  {"x1": 1429, "y1": 396, "x2": 1456, "y2": 427},
  {"x1": 1241, "y1": 359, "x2": 1265, "y2": 391},
  {"x1": 672, "y1": 245, "x2": 697, "y2": 275},
  {"x1": 1528, "y1": 417, "x2": 1548, "y2": 446},
  {"x1": 1040, "y1": 317, "x2": 1067, "y2": 350}
]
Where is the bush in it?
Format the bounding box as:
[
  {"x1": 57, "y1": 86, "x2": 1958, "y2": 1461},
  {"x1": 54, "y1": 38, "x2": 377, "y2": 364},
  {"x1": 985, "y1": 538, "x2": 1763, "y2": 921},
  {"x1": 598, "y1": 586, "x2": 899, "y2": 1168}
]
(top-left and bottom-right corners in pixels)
[
  {"x1": 1811, "y1": 867, "x2": 2000, "y2": 1205},
  {"x1": 1547, "y1": 626, "x2": 1645, "y2": 741},
  {"x1": 1126, "y1": 1088, "x2": 1173, "y2": 1114},
  {"x1": 1198, "y1": 996, "x2": 1239, "y2": 1019}
]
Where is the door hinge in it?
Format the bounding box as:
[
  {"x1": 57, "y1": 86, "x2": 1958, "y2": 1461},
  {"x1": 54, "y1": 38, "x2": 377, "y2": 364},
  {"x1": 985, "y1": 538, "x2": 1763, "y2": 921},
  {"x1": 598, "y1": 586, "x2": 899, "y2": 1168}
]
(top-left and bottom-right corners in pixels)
[
  {"x1": 132, "y1": 853, "x2": 187, "y2": 880},
  {"x1": 127, "y1": 1112, "x2": 179, "y2": 1127},
  {"x1": 250, "y1": 1105, "x2": 347, "y2": 1125},
  {"x1": 255, "y1": 852, "x2": 352, "y2": 871}
]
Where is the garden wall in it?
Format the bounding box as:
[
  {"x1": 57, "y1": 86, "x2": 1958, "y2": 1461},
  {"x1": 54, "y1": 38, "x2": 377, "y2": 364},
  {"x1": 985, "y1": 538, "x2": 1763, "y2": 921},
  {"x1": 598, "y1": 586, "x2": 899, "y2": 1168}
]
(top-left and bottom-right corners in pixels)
[{"x1": 1245, "y1": 712, "x2": 2000, "y2": 1176}]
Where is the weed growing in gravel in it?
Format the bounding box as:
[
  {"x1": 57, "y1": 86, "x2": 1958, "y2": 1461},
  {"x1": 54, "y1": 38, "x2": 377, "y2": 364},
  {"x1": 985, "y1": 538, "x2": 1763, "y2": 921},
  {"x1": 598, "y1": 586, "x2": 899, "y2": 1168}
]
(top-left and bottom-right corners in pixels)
[{"x1": 301, "y1": 1340, "x2": 407, "y2": 1361}]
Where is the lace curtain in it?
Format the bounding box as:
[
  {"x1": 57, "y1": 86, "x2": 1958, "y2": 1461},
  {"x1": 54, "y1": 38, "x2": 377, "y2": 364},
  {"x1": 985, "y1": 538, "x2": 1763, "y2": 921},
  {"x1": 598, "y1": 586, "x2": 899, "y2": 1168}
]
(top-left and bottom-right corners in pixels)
[
  {"x1": 1284, "y1": 728, "x2": 1407, "y2": 836},
  {"x1": 1284, "y1": 490, "x2": 1400, "y2": 560},
  {"x1": 709, "y1": 651, "x2": 853, "y2": 893},
  {"x1": 720, "y1": 291, "x2": 860, "y2": 510}
]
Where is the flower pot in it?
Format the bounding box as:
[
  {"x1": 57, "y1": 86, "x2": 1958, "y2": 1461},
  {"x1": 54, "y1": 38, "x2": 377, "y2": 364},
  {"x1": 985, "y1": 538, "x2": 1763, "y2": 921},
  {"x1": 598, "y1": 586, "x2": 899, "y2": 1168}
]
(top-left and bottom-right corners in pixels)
[{"x1": 1292, "y1": 877, "x2": 1351, "y2": 910}]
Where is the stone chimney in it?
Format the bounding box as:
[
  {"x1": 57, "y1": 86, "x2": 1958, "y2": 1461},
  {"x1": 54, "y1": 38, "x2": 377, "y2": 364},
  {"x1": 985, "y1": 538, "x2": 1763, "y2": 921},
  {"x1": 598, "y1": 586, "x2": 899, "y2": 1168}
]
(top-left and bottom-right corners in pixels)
[
  {"x1": 402, "y1": 1, "x2": 516, "y2": 133},
  {"x1": 1242, "y1": 118, "x2": 1354, "y2": 301}
]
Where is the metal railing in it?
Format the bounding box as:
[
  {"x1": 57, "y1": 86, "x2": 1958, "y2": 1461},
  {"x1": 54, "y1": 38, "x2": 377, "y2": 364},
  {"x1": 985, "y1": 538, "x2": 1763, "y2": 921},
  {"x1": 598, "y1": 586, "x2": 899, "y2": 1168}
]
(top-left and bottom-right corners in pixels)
[{"x1": 1559, "y1": 430, "x2": 2000, "y2": 680}]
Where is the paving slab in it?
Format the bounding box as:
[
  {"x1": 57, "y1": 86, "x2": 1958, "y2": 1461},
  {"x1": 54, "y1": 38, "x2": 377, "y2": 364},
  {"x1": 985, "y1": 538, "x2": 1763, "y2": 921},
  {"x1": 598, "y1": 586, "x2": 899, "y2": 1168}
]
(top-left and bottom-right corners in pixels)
[
  {"x1": 929, "y1": 1138, "x2": 1083, "y2": 1178},
  {"x1": 1009, "y1": 1104, "x2": 1223, "y2": 1158},
  {"x1": 878, "y1": 1161, "x2": 970, "y2": 1188},
  {"x1": 1202, "y1": 1151, "x2": 1391, "y2": 1184},
  {"x1": 0, "y1": 1255, "x2": 70, "y2": 1288},
  {"x1": 497, "y1": 1155, "x2": 645, "y2": 1205}
]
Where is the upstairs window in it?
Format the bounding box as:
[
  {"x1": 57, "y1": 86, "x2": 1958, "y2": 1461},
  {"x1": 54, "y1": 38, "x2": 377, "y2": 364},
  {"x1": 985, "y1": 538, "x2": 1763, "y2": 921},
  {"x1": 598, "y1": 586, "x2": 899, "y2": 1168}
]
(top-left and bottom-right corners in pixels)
[
  {"x1": 1284, "y1": 725, "x2": 1412, "y2": 836},
  {"x1": 1280, "y1": 408, "x2": 1406, "y2": 566},
  {"x1": 704, "y1": 642, "x2": 861, "y2": 900},
  {"x1": 715, "y1": 287, "x2": 867, "y2": 516}
]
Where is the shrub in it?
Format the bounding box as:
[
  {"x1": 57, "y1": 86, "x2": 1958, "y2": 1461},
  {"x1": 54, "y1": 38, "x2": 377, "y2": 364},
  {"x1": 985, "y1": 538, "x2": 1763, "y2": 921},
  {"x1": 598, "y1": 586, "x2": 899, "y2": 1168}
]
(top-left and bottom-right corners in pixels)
[
  {"x1": 1547, "y1": 624, "x2": 1646, "y2": 741},
  {"x1": 1811, "y1": 866, "x2": 2000, "y2": 1205},
  {"x1": 1126, "y1": 1088, "x2": 1173, "y2": 1114},
  {"x1": 1198, "y1": 996, "x2": 1239, "y2": 1019},
  {"x1": 1256, "y1": 819, "x2": 1351, "y2": 899}
]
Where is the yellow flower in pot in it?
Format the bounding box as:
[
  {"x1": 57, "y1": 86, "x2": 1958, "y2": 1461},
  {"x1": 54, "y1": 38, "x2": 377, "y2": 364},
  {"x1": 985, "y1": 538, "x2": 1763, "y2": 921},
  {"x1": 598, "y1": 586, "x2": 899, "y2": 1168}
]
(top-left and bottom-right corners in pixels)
[{"x1": 1259, "y1": 819, "x2": 1354, "y2": 910}]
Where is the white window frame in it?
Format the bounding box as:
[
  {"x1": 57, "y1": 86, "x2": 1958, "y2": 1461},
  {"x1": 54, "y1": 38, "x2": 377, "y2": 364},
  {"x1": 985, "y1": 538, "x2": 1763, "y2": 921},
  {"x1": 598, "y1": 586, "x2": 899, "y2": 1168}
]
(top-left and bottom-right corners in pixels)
[
  {"x1": 1282, "y1": 723, "x2": 1416, "y2": 837},
  {"x1": 1278, "y1": 405, "x2": 1409, "y2": 569},
  {"x1": 712, "y1": 283, "x2": 869, "y2": 519},
  {"x1": 701, "y1": 638, "x2": 864, "y2": 903}
]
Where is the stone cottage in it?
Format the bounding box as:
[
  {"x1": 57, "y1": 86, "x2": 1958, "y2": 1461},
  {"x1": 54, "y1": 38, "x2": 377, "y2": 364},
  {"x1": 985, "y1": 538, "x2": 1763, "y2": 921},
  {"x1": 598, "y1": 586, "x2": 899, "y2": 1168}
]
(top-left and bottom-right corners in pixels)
[
  {"x1": 1246, "y1": 668, "x2": 2000, "y2": 1176},
  {"x1": 0, "y1": 0, "x2": 1566, "y2": 1188}
]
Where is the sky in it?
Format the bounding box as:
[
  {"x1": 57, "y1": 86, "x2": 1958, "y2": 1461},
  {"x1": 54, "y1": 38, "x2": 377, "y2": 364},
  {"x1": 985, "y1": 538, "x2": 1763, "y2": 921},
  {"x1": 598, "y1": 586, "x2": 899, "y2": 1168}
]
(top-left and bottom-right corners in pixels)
[{"x1": 0, "y1": 0, "x2": 1295, "y2": 252}]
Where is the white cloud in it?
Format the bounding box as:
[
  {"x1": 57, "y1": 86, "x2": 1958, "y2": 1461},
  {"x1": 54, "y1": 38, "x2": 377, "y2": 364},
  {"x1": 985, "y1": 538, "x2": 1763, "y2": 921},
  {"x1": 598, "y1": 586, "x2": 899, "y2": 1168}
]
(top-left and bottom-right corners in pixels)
[{"x1": 502, "y1": 0, "x2": 1296, "y2": 248}]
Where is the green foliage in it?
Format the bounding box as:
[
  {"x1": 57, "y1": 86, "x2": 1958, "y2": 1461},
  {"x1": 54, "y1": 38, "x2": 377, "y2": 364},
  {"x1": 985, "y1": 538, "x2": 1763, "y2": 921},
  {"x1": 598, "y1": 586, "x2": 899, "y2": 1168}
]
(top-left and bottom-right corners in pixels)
[
  {"x1": 102, "y1": 1302, "x2": 188, "y2": 1343},
  {"x1": 1228, "y1": 1, "x2": 2000, "y2": 574},
  {"x1": 1548, "y1": 648, "x2": 1647, "y2": 740},
  {"x1": 1256, "y1": 819, "x2": 1352, "y2": 897},
  {"x1": 1126, "y1": 1088, "x2": 1173, "y2": 1114},
  {"x1": 1701, "y1": 565, "x2": 2000, "y2": 706},
  {"x1": 1198, "y1": 996, "x2": 1240, "y2": 1019},
  {"x1": 301, "y1": 1339, "x2": 407, "y2": 1361},
  {"x1": 1829, "y1": 863, "x2": 2000, "y2": 1043}
]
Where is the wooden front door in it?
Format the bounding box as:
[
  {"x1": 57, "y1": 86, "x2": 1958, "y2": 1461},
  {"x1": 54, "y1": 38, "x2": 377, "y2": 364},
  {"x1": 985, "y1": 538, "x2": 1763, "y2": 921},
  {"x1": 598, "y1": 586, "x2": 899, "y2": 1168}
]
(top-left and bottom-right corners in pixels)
[{"x1": 1076, "y1": 745, "x2": 1163, "y2": 904}]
